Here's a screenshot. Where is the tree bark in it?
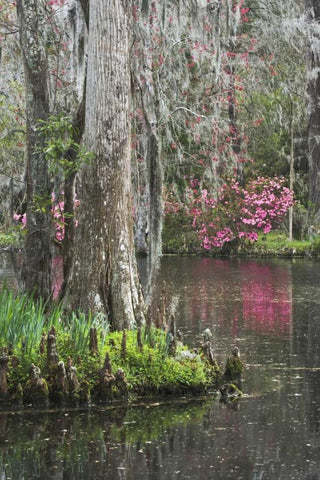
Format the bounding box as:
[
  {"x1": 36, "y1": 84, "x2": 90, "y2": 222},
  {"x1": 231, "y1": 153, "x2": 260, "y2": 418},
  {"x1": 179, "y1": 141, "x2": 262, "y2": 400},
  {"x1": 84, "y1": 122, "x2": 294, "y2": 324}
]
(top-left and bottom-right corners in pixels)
[
  {"x1": 64, "y1": 0, "x2": 145, "y2": 330},
  {"x1": 17, "y1": 0, "x2": 52, "y2": 300},
  {"x1": 131, "y1": 0, "x2": 164, "y2": 304},
  {"x1": 306, "y1": 0, "x2": 320, "y2": 223}
]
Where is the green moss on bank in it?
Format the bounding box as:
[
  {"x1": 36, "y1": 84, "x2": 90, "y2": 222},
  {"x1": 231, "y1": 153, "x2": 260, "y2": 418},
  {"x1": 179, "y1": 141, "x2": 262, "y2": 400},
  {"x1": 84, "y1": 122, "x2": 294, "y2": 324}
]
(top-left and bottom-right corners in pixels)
[
  {"x1": 0, "y1": 289, "x2": 222, "y2": 408},
  {"x1": 242, "y1": 232, "x2": 313, "y2": 257}
]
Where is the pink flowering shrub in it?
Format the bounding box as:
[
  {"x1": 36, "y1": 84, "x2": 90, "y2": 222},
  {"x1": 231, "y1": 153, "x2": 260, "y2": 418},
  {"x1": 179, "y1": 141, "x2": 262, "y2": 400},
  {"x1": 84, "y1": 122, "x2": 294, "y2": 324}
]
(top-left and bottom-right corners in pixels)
[
  {"x1": 51, "y1": 192, "x2": 80, "y2": 243},
  {"x1": 51, "y1": 193, "x2": 65, "y2": 242},
  {"x1": 191, "y1": 177, "x2": 294, "y2": 250},
  {"x1": 13, "y1": 193, "x2": 79, "y2": 244},
  {"x1": 13, "y1": 212, "x2": 26, "y2": 227}
]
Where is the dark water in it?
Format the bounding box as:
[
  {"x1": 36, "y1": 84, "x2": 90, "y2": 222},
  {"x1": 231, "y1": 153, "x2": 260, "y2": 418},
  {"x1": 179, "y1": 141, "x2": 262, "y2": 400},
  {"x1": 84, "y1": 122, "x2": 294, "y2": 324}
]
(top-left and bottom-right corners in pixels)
[{"x1": 1, "y1": 255, "x2": 320, "y2": 479}]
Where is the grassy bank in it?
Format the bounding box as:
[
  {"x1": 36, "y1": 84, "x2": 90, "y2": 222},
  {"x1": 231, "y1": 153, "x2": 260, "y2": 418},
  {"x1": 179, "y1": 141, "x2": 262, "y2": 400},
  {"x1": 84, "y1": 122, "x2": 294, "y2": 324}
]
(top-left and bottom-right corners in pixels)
[
  {"x1": 162, "y1": 212, "x2": 319, "y2": 257},
  {"x1": 240, "y1": 232, "x2": 315, "y2": 257},
  {"x1": 0, "y1": 289, "x2": 239, "y2": 409}
]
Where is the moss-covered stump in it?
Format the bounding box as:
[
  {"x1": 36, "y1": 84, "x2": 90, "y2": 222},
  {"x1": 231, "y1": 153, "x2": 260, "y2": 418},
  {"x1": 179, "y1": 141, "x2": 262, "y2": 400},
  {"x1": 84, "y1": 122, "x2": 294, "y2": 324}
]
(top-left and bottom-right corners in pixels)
[
  {"x1": 23, "y1": 364, "x2": 49, "y2": 407},
  {"x1": 219, "y1": 383, "x2": 242, "y2": 402},
  {"x1": 47, "y1": 326, "x2": 59, "y2": 365},
  {"x1": 115, "y1": 369, "x2": 128, "y2": 399},
  {"x1": 223, "y1": 347, "x2": 244, "y2": 379},
  {"x1": 92, "y1": 352, "x2": 116, "y2": 402},
  {"x1": 221, "y1": 347, "x2": 244, "y2": 398},
  {"x1": 48, "y1": 358, "x2": 81, "y2": 406},
  {"x1": 0, "y1": 349, "x2": 9, "y2": 405}
]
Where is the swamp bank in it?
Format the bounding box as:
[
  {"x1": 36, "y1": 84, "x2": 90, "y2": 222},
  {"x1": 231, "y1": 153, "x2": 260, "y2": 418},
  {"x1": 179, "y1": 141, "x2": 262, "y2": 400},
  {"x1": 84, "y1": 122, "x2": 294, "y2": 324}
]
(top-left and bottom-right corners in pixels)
[
  {"x1": 162, "y1": 218, "x2": 320, "y2": 257},
  {"x1": 0, "y1": 288, "x2": 243, "y2": 409}
]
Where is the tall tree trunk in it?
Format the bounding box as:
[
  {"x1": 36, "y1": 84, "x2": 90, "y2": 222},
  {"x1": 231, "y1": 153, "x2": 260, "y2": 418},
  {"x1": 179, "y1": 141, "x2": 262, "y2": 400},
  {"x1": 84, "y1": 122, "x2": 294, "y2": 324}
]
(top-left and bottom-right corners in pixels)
[
  {"x1": 306, "y1": 0, "x2": 320, "y2": 223},
  {"x1": 17, "y1": 0, "x2": 52, "y2": 300},
  {"x1": 132, "y1": 0, "x2": 164, "y2": 305},
  {"x1": 288, "y1": 105, "x2": 295, "y2": 241},
  {"x1": 58, "y1": 0, "x2": 88, "y2": 300},
  {"x1": 64, "y1": 0, "x2": 145, "y2": 330}
]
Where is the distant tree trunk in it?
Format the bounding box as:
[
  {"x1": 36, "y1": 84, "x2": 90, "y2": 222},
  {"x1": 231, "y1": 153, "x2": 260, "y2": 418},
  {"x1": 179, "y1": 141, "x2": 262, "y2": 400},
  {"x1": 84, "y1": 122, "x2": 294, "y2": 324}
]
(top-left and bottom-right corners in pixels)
[
  {"x1": 17, "y1": 0, "x2": 52, "y2": 300},
  {"x1": 64, "y1": 0, "x2": 145, "y2": 330},
  {"x1": 147, "y1": 80, "x2": 163, "y2": 265},
  {"x1": 145, "y1": 105, "x2": 163, "y2": 304},
  {"x1": 227, "y1": 68, "x2": 243, "y2": 185},
  {"x1": 288, "y1": 106, "x2": 295, "y2": 241},
  {"x1": 306, "y1": 0, "x2": 320, "y2": 223},
  {"x1": 132, "y1": 151, "x2": 149, "y2": 256},
  {"x1": 132, "y1": 0, "x2": 163, "y2": 304}
]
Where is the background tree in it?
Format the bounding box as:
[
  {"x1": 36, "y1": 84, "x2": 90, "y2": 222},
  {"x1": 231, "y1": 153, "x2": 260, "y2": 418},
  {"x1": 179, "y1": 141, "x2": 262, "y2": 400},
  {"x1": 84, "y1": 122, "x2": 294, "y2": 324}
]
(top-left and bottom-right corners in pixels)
[
  {"x1": 17, "y1": 0, "x2": 52, "y2": 299},
  {"x1": 0, "y1": 1, "x2": 25, "y2": 227},
  {"x1": 306, "y1": 0, "x2": 320, "y2": 224}
]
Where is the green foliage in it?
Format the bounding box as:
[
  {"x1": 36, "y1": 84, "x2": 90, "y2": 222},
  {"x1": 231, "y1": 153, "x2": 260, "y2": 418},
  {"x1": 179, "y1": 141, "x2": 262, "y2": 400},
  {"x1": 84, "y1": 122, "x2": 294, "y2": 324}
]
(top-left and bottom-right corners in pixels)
[
  {"x1": 162, "y1": 211, "x2": 200, "y2": 254},
  {"x1": 0, "y1": 288, "x2": 49, "y2": 356},
  {"x1": 60, "y1": 311, "x2": 109, "y2": 358},
  {"x1": 0, "y1": 227, "x2": 23, "y2": 247},
  {"x1": 0, "y1": 288, "x2": 106, "y2": 361},
  {"x1": 93, "y1": 328, "x2": 217, "y2": 394},
  {"x1": 310, "y1": 236, "x2": 320, "y2": 255},
  {"x1": 0, "y1": 290, "x2": 220, "y2": 403},
  {"x1": 37, "y1": 114, "x2": 94, "y2": 177}
]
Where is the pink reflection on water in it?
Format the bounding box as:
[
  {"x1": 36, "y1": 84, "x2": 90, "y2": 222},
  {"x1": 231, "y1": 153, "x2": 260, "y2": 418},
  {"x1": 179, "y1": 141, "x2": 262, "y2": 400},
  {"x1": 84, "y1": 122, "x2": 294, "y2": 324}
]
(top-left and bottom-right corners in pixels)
[
  {"x1": 51, "y1": 255, "x2": 292, "y2": 338},
  {"x1": 240, "y1": 262, "x2": 292, "y2": 336},
  {"x1": 187, "y1": 259, "x2": 292, "y2": 338}
]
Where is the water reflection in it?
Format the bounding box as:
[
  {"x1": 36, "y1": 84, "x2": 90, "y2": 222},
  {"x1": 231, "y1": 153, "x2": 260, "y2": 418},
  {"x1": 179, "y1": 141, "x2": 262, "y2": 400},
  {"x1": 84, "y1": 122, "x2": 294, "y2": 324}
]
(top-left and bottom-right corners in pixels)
[
  {"x1": 240, "y1": 262, "x2": 292, "y2": 336},
  {"x1": 150, "y1": 257, "x2": 295, "y2": 362},
  {"x1": 1, "y1": 385, "x2": 320, "y2": 480},
  {"x1": 1, "y1": 254, "x2": 320, "y2": 478}
]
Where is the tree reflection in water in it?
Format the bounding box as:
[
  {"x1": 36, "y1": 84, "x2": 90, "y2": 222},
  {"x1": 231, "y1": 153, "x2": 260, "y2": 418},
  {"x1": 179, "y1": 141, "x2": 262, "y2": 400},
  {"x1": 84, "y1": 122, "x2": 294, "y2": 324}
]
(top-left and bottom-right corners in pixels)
[
  {"x1": 1, "y1": 255, "x2": 320, "y2": 479},
  {"x1": 1, "y1": 388, "x2": 320, "y2": 480}
]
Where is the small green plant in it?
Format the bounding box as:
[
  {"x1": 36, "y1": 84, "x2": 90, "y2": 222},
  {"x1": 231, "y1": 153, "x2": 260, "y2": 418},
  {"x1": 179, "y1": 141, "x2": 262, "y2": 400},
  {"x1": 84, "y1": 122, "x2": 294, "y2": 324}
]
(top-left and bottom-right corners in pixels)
[
  {"x1": 0, "y1": 227, "x2": 23, "y2": 247},
  {"x1": 37, "y1": 113, "x2": 94, "y2": 178},
  {"x1": 310, "y1": 236, "x2": 320, "y2": 255}
]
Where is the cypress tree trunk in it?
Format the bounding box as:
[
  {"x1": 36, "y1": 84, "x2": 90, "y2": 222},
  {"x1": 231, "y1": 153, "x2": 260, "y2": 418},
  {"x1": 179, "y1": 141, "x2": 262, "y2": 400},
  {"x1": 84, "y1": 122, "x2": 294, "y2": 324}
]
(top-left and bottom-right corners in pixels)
[
  {"x1": 306, "y1": 0, "x2": 320, "y2": 223},
  {"x1": 65, "y1": 0, "x2": 145, "y2": 330},
  {"x1": 131, "y1": 0, "x2": 164, "y2": 304},
  {"x1": 17, "y1": 0, "x2": 52, "y2": 300}
]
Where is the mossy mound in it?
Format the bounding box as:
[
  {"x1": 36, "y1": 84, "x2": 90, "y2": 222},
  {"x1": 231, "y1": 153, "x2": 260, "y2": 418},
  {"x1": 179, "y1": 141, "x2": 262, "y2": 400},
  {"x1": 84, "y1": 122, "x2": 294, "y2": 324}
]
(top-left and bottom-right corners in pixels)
[
  {"x1": 0, "y1": 327, "x2": 224, "y2": 409},
  {"x1": 0, "y1": 289, "x2": 243, "y2": 409},
  {"x1": 224, "y1": 355, "x2": 244, "y2": 379}
]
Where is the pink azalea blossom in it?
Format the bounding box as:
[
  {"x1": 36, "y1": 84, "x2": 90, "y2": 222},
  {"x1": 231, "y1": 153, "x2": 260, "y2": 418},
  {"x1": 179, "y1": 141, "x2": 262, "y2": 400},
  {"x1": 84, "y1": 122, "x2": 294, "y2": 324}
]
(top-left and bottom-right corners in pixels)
[{"x1": 190, "y1": 176, "x2": 294, "y2": 250}]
